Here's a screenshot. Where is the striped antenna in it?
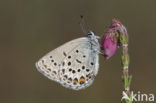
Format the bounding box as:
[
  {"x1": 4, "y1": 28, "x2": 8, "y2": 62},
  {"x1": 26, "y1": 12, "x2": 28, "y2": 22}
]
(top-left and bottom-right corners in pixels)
[{"x1": 79, "y1": 15, "x2": 89, "y2": 35}]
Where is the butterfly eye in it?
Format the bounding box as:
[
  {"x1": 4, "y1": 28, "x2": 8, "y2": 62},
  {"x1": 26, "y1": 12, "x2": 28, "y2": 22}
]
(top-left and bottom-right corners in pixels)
[
  {"x1": 87, "y1": 31, "x2": 93, "y2": 36},
  {"x1": 88, "y1": 33, "x2": 92, "y2": 36},
  {"x1": 87, "y1": 31, "x2": 94, "y2": 36}
]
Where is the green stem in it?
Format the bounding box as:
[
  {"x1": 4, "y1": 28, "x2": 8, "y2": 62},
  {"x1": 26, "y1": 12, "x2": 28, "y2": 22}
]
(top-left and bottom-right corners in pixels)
[{"x1": 120, "y1": 33, "x2": 132, "y2": 103}]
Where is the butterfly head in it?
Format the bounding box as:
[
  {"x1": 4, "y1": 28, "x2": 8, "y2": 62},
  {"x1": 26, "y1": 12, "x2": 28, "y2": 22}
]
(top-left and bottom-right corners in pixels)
[
  {"x1": 87, "y1": 31, "x2": 94, "y2": 36},
  {"x1": 87, "y1": 31, "x2": 100, "y2": 40}
]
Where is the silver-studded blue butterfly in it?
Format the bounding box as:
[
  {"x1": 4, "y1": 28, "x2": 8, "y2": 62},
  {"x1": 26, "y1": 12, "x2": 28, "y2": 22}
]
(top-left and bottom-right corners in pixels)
[{"x1": 35, "y1": 31, "x2": 100, "y2": 90}]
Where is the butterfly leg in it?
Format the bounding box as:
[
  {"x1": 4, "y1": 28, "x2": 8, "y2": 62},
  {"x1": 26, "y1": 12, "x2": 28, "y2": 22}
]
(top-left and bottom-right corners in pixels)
[
  {"x1": 95, "y1": 36, "x2": 100, "y2": 39},
  {"x1": 98, "y1": 51, "x2": 105, "y2": 56},
  {"x1": 93, "y1": 48, "x2": 104, "y2": 56}
]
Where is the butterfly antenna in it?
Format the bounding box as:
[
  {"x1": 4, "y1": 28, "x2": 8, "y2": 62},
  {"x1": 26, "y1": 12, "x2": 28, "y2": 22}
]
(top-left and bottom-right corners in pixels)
[{"x1": 79, "y1": 15, "x2": 89, "y2": 35}]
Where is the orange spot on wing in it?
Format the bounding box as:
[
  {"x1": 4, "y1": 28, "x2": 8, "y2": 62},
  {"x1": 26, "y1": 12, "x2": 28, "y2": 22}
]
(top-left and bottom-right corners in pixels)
[{"x1": 79, "y1": 77, "x2": 85, "y2": 84}]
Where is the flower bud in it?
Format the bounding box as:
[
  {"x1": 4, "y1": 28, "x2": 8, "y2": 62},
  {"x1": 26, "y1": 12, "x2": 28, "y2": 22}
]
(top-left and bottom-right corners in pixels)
[
  {"x1": 101, "y1": 19, "x2": 128, "y2": 60},
  {"x1": 101, "y1": 32, "x2": 117, "y2": 60}
]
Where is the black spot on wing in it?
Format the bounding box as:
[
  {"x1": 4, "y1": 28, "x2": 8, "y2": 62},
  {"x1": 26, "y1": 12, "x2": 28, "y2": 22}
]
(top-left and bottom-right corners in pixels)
[
  {"x1": 68, "y1": 56, "x2": 71, "y2": 59},
  {"x1": 83, "y1": 55, "x2": 86, "y2": 58},
  {"x1": 62, "y1": 69, "x2": 65, "y2": 74},
  {"x1": 62, "y1": 62, "x2": 65, "y2": 66},
  {"x1": 42, "y1": 60, "x2": 44, "y2": 63},
  {"x1": 63, "y1": 52, "x2": 67, "y2": 56},
  {"x1": 68, "y1": 77, "x2": 72, "y2": 81},
  {"x1": 77, "y1": 69, "x2": 81, "y2": 72},
  {"x1": 64, "y1": 75, "x2": 67, "y2": 79},
  {"x1": 54, "y1": 62, "x2": 57, "y2": 66},
  {"x1": 69, "y1": 68, "x2": 72, "y2": 72},
  {"x1": 86, "y1": 69, "x2": 90, "y2": 72},
  {"x1": 68, "y1": 62, "x2": 71, "y2": 66},
  {"x1": 47, "y1": 68, "x2": 51, "y2": 71},
  {"x1": 76, "y1": 59, "x2": 82, "y2": 63},
  {"x1": 53, "y1": 71, "x2": 57, "y2": 74},
  {"x1": 72, "y1": 70, "x2": 76, "y2": 74},
  {"x1": 76, "y1": 50, "x2": 79, "y2": 53},
  {"x1": 91, "y1": 62, "x2": 94, "y2": 65},
  {"x1": 73, "y1": 78, "x2": 78, "y2": 85},
  {"x1": 82, "y1": 66, "x2": 85, "y2": 69}
]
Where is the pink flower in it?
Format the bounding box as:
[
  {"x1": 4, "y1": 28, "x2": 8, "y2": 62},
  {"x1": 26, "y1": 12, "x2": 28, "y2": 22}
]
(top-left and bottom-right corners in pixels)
[
  {"x1": 101, "y1": 19, "x2": 128, "y2": 60},
  {"x1": 101, "y1": 32, "x2": 117, "y2": 60}
]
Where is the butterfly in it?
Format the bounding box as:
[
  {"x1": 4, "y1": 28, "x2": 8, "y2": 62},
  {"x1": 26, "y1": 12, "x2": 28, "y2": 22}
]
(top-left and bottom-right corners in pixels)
[{"x1": 35, "y1": 16, "x2": 101, "y2": 90}]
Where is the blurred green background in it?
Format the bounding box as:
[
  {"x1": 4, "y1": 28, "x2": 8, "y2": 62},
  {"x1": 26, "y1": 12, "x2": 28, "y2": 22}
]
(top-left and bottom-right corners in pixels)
[{"x1": 0, "y1": 0, "x2": 156, "y2": 103}]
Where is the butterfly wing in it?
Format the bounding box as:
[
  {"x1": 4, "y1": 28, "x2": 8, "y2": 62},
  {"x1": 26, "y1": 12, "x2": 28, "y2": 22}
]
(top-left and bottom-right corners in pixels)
[
  {"x1": 35, "y1": 37, "x2": 90, "y2": 83},
  {"x1": 59, "y1": 37, "x2": 100, "y2": 90},
  {"x1": 36, "y1": 36, "x2": 100, "y2": 90}
]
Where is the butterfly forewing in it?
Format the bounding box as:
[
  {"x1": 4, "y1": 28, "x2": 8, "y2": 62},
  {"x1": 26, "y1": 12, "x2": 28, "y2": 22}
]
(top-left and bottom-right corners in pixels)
[{"x1": 35, "y1": 37, "x2": 90, "y2": 83}]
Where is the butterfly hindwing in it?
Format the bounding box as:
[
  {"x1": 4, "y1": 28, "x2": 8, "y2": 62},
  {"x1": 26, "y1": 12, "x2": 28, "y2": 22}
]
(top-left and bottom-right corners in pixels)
[{"x1": 59, "y1": 38, "x2": 99, "y2": 90}]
